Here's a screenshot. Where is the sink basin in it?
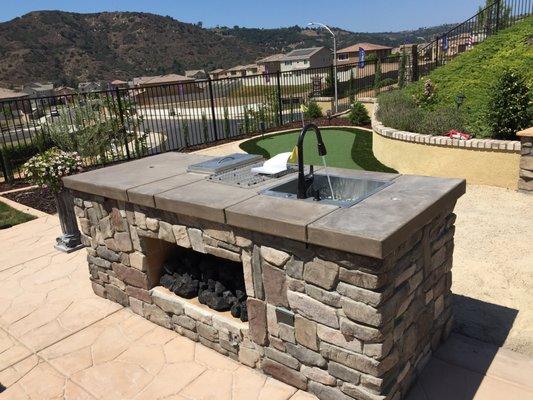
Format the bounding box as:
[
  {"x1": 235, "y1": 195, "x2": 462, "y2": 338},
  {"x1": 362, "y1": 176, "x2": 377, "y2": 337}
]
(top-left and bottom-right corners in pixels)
[{"x1": 261, "y1": 174, "x2": 393, "y2": 208}]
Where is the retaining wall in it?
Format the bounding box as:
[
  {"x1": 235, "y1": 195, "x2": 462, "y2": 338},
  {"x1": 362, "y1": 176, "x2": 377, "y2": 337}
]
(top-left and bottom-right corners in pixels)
[{"x1": 371, "y1": 105, "x2": 521, "y2": 189}]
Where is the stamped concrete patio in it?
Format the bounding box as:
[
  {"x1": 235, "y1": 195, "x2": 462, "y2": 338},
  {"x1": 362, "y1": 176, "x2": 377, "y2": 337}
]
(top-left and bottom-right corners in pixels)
[{"x1": 0, "y1": 187, "x2": 532, "y2": 400}]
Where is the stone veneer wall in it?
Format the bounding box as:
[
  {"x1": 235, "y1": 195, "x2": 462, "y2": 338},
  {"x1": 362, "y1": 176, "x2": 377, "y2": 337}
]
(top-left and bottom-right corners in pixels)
[
  {"x1": 517, "y1": 128, "x2": 533, "y2": 191},
  {"x1": 73, "y1": 190, "x2": 456, "y2": 400}
]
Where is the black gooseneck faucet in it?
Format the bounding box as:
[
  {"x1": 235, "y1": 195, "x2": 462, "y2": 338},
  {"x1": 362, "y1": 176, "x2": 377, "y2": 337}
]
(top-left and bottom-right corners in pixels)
[{"x1": 297, "y1": 123, "x2": 327, "y2": 199}]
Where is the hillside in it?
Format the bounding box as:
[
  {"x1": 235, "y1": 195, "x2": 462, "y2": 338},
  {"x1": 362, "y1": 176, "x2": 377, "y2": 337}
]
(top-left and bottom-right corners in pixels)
[
  {"x1": 404, "y1": 16, "x2": 533, "y2": 137},
  {"x1": 216, "y1": 24, "x2": 455, "y2": 52},
  {"x1": 0, "y1": 10, "x2": 454, "y2": 87}
]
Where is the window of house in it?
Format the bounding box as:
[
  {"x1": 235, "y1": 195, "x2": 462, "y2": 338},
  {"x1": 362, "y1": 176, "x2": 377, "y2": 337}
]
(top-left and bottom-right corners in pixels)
[
  {"x1": 338, "y1": 54, "x2": 349, "y2": 61},
  {"x1": 284, "y1": 61, "x2": 292, "y2": 66}
]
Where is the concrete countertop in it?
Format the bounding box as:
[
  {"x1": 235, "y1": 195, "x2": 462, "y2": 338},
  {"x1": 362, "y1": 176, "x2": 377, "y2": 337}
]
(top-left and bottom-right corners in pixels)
[{"x1": 64, "y1": 152, "x2": 465, "y2": 259}]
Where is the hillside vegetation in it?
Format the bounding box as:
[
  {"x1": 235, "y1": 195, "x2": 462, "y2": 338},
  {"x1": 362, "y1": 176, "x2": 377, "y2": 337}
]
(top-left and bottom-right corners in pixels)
[
  {"x1": 402, "y1": 17, "x2": 533, "y2": 137},
  {"x1": 0, "y1": 11, "x2": 263, "y2": 87},
  {"x1": 0, "y1": 10, "x2": 453, "y2": 87}
]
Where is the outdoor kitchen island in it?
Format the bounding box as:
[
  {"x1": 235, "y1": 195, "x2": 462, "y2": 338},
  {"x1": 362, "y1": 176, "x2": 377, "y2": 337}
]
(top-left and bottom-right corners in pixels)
[{"x1": 63, "y1": 151, "x2": 465, "y2": 400}]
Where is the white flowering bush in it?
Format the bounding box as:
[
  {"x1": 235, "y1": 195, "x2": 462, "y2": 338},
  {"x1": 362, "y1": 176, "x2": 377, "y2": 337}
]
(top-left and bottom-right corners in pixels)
[{"x1": 23, "y1": 148, "x2": 83, "y2": 193}]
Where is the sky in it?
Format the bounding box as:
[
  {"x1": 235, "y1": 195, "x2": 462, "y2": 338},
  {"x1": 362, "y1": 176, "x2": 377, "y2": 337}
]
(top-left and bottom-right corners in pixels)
[{"x1": 1, "y1": 0, "x2": 487, "y2": 32}]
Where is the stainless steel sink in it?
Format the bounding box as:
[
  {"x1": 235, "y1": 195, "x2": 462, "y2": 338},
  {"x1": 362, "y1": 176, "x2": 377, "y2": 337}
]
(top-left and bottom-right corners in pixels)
[{"x1": 261, "y1": 174, "x2": 393, "y2": 207}]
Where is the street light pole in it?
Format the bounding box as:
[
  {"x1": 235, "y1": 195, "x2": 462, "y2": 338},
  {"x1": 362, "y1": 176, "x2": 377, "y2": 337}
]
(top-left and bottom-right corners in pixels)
[{"x1": 308, "y1": 22, "x2": 337, "y2": 113}]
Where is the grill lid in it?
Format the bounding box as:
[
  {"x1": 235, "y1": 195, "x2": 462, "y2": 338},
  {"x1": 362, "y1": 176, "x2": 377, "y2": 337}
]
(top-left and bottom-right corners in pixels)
[{"x1": 187, "y1": 153, "x2": 263, "y2": 174}]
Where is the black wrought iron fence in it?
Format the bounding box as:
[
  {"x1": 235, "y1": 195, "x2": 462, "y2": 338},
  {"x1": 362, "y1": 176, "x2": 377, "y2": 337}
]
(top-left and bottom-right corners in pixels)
[
  {"x1": 1, "y1": 0, "x2": 532, "y2": 183},
  {"x1": 0, "y1": 57, "x2": 401, "y2": 182},
  {"x1": 417, "y1": 0, "x2": 532, "y2": 77}
]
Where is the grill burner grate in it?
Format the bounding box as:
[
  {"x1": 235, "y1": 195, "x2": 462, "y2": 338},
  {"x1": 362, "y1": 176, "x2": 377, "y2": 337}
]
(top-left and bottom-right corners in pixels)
[{"x1": 208, "y1": 162, "x2": 297, "y2": 188}]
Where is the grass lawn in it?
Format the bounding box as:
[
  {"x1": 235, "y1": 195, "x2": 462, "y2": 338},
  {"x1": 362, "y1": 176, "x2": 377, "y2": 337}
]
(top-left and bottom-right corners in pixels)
[
  {"x1": 0, "y1": 200, "x2": 36, "y2": 229},
  {"x1": 239, "y1": 128, "x2": 397, "y2": 173}
]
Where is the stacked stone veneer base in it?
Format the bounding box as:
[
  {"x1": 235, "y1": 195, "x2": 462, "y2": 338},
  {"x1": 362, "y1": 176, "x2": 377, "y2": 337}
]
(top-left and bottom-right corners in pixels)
[
  {"x1": 73, "y1": 190, "x2": 456, "y2": 400},
  {"x1": 518, "y1": 134, "x2": 533, "y2": 191}
]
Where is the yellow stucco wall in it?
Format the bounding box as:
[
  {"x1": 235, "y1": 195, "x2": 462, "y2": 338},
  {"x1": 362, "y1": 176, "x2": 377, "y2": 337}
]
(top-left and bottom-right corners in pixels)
[{"x1": 373, "y1": 131, "x2": 521, "y2": 189}]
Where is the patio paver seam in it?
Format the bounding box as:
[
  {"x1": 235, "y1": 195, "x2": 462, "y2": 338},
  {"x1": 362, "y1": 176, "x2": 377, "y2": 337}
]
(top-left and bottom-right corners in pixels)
[
  {"x1": 432, "y1": 351, "x2": 533, "y2": 391},
  {"x1": 31, "y1": 307, "x2": 124, "y2": 355},
  {"x1": 0, "y1": 330, "x2": 33, "y2": 373},
  {"x1": 0, "y1": 250, "x2": 58, "y2": 274}
]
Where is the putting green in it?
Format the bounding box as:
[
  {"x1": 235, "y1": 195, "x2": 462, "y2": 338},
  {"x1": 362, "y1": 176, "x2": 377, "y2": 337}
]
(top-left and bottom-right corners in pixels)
[{"x1": 239, "y1": 128, "x2": 397, "y2": 173}]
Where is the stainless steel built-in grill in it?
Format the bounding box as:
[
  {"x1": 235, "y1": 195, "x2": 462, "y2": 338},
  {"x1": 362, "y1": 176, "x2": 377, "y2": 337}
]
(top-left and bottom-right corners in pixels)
[
  {"x1": 208, "y1": 162, "x2": 296, "y2": 188},
  {"x1": 187, "y1": 153, "x2": 296, "y2": 188},
  {"x1": 187, "y1": 153, "x2": 263, "y2": 175}
]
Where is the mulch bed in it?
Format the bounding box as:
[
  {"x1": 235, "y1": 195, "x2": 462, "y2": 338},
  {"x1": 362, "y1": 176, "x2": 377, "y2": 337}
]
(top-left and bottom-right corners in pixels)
[{"x1": 2, "y1": 186, "x2": 57, "y2": 214}]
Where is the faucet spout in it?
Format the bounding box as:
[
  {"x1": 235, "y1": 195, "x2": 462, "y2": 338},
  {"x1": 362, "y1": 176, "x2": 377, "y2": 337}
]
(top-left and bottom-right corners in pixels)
[{"x1": 297, "y1": 123, "x2": 327, "y2": 199}]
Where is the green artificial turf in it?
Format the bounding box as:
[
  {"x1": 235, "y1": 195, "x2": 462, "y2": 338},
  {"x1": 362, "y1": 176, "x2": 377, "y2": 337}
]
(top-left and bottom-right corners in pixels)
[
  {"x1": 0, "y1": 201, "x2": 36, "y2": 229},
  {"x1": 239, "y1": 128, "x2": 397, "y2": 173}
]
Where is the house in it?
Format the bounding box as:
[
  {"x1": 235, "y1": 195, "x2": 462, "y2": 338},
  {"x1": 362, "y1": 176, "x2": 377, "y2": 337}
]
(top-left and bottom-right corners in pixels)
[
  {"x1": 0, "y1": 88, "x2": 30, "y2": 126},
  {"x1": 0, "y1": 87, "x2": 29, "y2": 102},
  {"x1": 109, "y1": 79, "x2": 128, "y2": 90},
  {"x1": 131, "y1": 74, "x2": 195, "y2": 87},
  {"x1": 243, "y1": 64, "x2": 259, "y2": 76},
  {"x1": 130, "y1": 74, "x2": 200, "y2": 102},
  {"x1": 336, "y1": 43, "x2": 393, "y2": 65},
  {"x1": 185, "y1": 70, "x2": 207, "y2": 80},
  {"x1": 444, "y1": 32, "x2": 477, "y2": 56},
  {"x1": 54, "y1": 86, "x2": 76, "y2": 96},
  {"x1": 279, "y1": 47, "x2": 332, "y2": 72},
  {"x1": 222, "y1": 64, "x2": 259, "y2": 78},
  {"x1": 78, "y1": 82, "x2": 106, "y2": 93},
  {"x1": 51, "y1": 86, "x2": 77, "y2": 105},
  {"x1": 257, "y1": 54, "x2": 284, "y2": 74},
  {"x1": 21, "y1": 82, "x2": 54, "y2": 98},
  {"x1": 209, "y1": 69, "x2": 226, "y2": 80}
]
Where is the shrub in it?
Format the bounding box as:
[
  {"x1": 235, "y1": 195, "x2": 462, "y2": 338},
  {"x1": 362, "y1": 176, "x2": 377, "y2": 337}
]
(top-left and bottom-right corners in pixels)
[
  {"x1": 348, "y1": 69, "x2": 355, "y2": 104},
  {"x1": 379, "y1": 78, "x2": 396, "y2": 88},
  {"x1": 419, "y1": 107, "x2": 467, "y2": 136},
  {"x1": 377, "y1": 90, "x2": 466, "y2": 135},
  {"x1": 0, "y1": 135, "x2": 54, "y2": 180},
  {"x1": 487, "y1": 69, "x2": 531, "y2": 139},
  {"x1": 413, "y1": 79, "x2": 437, "y2": 108},
  {"x1": 403, "y1": 17, "x2": 533, "y2": 137},
  {"x1": 377, "y1": 91, "x2": 423, "y2": 132},
  {"x1": 398, "y1": 51, "x2": 407, "y2": 89},
  {"x1": 181, "y1": 120, "x2": 190, "y2": 147},
  {"x1": 223, "y1": 105, "x2": 230, "y2": 138},
  {"x1": 348, "y1": 102, "x2": 371, "y2": 126},
  {"x1": 23, "y1": 148, "x2": 83, "y2": 193},
  {"x1": 305, "y1": 100, "x2": 323, "y2": 119},
  {"x1": 201, "y1": 112, "x2": 210, "y2": 143},
  {"x1": 373, "y1": 59, "x2": 382, "y2": 91}
]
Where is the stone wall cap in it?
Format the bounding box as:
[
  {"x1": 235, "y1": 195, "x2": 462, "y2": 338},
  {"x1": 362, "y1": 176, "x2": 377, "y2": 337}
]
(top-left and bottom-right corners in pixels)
[
  {"x1": 517, "y1": 127, "x2": 533, "y2": 137},
  {"x1": 63, "y1": 152, "x2": 213, "y2": 201},
  {"x1": 307, "y1": 174, "x2": 466, "y2": 258},
  {"x1": 67, "y1": 153, "x2": 465, "y2": 259}
]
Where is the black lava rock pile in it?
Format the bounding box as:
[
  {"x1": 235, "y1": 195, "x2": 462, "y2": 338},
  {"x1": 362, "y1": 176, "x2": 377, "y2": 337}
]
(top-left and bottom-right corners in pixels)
[{"x1": 159, "y1": 250, "x2": 248, "y2": 322}]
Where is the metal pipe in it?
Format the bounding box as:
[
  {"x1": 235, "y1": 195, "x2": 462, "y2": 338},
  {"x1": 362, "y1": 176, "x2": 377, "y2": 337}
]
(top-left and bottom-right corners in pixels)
[{"x1": 308, "y1": 22, "x2": 338, "y2": 113}]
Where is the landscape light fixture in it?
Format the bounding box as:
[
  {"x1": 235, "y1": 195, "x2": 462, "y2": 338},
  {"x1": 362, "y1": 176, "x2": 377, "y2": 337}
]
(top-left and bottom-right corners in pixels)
[{"x1": 308, "y1": 22, "x2": 338, "y2": 113}]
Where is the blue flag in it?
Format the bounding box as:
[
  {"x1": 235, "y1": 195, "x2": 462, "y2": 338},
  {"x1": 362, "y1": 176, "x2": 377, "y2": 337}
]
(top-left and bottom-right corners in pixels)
[
  {"x1": 441, "y1": 36, "x2": 449, "y2": 51},
  {"x1": 358, "y1": 47, "x2": 366, "y2": 68}
]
